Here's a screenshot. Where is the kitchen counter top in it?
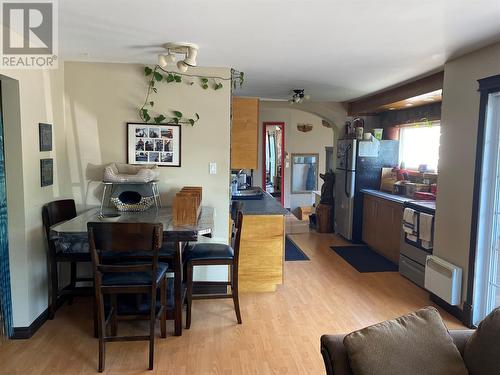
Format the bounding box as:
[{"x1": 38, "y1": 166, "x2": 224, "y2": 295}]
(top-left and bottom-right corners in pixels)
[
  {"x1": 232, "y1": 188, "x2": 288, "y2": 215},
  {"x1": 361, "y1": 189, "x2": 413, "y2": 204}
]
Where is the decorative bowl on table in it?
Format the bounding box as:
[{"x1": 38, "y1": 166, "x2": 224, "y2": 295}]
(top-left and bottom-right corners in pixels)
[{"x1": 110, "y1": 191, "x2": 155, "y2": 212}]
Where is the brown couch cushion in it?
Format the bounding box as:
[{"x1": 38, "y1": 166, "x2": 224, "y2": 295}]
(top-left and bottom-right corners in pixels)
[
  {"x1": 343, "y1": 307, "x2": 468, "y2": 375},
  {"x1": 464, "y1": 306, "x2": 500, "y2": 374},
  {"x1": 321, "y1": 334, "x2": 352, "y2": 375}
]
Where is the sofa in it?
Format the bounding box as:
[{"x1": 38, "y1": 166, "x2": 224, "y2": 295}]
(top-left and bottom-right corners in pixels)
[{"x1": 320, "y1": 330, "x2": 474, "y2": 375}]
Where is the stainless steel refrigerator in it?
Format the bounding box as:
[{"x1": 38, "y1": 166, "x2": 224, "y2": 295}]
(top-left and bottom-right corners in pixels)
[{"x1": 334, "y1": 139, "x2": 399, "y2": 242}]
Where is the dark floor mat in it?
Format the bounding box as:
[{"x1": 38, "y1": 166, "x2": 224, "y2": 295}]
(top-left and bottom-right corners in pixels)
[
  {"x1": 330, "y1": 245, "x2": 398, "y2": 272},
  {"x1": 285, "y1": 236, "x2": 310, "y2": 261}
]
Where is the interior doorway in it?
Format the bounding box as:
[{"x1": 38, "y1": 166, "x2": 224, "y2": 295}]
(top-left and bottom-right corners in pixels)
[{"x1": 262, "y1": 122, "x2": 285, "y2": 205}]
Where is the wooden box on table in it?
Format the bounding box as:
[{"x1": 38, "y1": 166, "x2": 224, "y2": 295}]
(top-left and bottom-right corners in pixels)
[{"x1": 173, "y1": 186, "x2": 202, "y2": 225}]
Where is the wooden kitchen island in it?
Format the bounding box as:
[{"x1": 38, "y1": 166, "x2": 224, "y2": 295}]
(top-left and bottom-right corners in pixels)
[{"x1": 233, "y1": 189, "x2": 288, "y2": 292}]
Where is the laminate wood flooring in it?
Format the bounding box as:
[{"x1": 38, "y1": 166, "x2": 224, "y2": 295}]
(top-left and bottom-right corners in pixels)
[{"x1": 0, "y1": 217, "x2": 464, "y2": 374}]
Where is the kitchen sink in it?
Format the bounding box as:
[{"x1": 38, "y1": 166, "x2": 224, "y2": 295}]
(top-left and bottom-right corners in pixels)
[{"x1": 232, "y1": 187, "x2": 264, "y2": 200}]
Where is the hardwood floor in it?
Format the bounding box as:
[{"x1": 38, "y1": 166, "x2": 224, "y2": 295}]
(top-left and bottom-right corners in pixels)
[{"x1": 0, "y1": 219, "x2": 464, "y2": 374}]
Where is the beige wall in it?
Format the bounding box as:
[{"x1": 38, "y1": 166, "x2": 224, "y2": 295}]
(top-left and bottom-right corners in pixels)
[
  {"x1": 1, "y1": 68, "x2": 70, "y2": 327},
  {"x1": 63, "y1": 62, "x2": 231, "y2": 284},
  {"x1": 255, "y1": 102, "x2": 346, "y2": 211},
  {"x1": 63, "y1": 62, "x2": 231, "y2": 243},
  {"x1": 434, "y1": 41, "x2": 500, "y2": 304}
]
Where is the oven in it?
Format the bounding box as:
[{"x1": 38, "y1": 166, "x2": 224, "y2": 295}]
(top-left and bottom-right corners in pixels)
[{"x1": 399, "y1": 200, "x2": 435, "y2": 288}]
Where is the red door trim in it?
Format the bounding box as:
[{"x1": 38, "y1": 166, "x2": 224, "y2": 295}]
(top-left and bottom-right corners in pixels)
[{"x1": 262, "y1": 122, "x2": 285, "y2": 206}]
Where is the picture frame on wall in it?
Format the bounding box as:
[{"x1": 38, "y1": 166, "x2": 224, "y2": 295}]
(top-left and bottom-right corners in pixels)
[
  {"x1": 39, "y1": 123, "x2": 52, "y2": 151},
  {"x1": 40, "y1": 158, "x2": 53, "y2": 187},
  {"x1": 127, "y1": 122, "x2": 181, "y2": 167}
]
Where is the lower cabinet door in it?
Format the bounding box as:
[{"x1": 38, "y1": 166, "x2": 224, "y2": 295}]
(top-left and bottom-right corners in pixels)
[
  {"x1": 362, "y1": 195, "x2": 378, "y2": 248},
  {"x1": 390, "y1": 203, "x2": 403, "y2": 263},
  {"x1": 362, "y1": 195, "x2": 403, "y2": 264},
  {"x1": 375, "y1": 200, "x2": 394, "y2": 261}
]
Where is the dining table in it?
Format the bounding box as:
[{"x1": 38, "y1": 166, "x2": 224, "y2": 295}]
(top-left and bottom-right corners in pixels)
[{"x1": 50, "y1": 205, "x2": 215, "y2": 336}]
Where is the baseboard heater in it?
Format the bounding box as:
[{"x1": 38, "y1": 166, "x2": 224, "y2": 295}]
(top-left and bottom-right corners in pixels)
[{"x1": 424, "y1": 255, "x2": 462, "y2": 306}]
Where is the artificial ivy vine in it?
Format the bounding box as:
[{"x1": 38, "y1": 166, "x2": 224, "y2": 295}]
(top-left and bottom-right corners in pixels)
[{"x1": 139, "y1": 65, "x2": 244, "y2": 125}]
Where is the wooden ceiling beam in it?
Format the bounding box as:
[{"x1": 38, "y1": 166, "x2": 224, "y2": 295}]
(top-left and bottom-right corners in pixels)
[{"x1": 347, "y1": 71, "x2": 444, "y2": 116}]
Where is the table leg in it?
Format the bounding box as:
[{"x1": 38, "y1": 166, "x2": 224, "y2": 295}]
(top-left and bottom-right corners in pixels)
[
  {"x1": 155, "y1": 183, "x2": 162, "y2": 207},
  {"x1": 100, "y1": 184, "x2": 108, "y2": 213},
  {"x1": 48, "y1": 256, "x2": 58, "y2": 319},
  {"x1": 174, "y1": 240, "x2": 183, "y2": 336},
  {"x1": 151, "y1": 184, "x2": 159, "y2": 210}
]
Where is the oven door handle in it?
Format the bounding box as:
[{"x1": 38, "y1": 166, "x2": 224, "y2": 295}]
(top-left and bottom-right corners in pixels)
[{"x1": 401, "y1": 258, "x2": 424, "y2": 273}]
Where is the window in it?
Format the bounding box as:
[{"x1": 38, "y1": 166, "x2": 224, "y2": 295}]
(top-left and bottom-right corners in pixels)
[
  {"x1": 474, "y1": 91, "x2": 500, "y2": 324},
  {"x1": 399, "y1": 123, "x2": 441, "y2": 171}
]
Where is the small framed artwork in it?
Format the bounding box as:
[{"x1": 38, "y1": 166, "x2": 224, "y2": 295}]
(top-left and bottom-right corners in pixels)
[
  {"x1": 39, "y1": 123, "x2": 52, "y2": 151},
  {"x1": 40, "y1": 158, "x2": 53, "y2": 187},
  {"x1": 127, "y1": 123, "x2": 181, "y2": 167}
]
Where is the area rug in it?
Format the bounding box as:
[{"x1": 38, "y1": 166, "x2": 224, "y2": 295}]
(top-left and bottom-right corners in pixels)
[
  {"x1": 330, "y1": 245, "x2": 398, "y2": 272},
  {"x1": 285, "y1": 236, "x2": 310, "y2": 261}
]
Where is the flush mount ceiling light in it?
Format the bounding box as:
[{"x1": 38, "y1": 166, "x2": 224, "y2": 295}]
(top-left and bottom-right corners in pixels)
[
  {"x1": 289, "y1": 89, "x2": 310, "y2": 104},
  {"x1": 158, "y1": 42, "x2": 199, "y2": 73}
]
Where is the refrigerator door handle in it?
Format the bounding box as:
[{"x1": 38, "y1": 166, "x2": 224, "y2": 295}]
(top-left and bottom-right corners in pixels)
[
  {"x1": 344, "y1": 144, "x2": 352, "y2": 197},
  {"x1": 345, "y1": 169, "x2": 355, "y2": 198},
  {"x1": 345, "y1": 168, "x2": 349, "y2": 197}
]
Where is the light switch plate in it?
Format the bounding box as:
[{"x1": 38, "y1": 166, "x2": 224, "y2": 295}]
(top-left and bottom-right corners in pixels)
[{"x1": 209, "y1": 162, "x2": 217, "y2": 174}]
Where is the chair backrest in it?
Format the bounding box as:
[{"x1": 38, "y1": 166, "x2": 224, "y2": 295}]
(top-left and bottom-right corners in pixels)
[
  {"x1": 232, "y1": 211, "x2": 243, "y2": 264},
  {"x1": 42, "y1": 199, "x2": 77, "y2": 253},
  {"x1": 87, "y1": 222, "x2": 163, "y2": 283}
]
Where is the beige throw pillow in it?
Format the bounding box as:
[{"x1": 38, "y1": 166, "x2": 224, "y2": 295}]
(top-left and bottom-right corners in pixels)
[
  {"x1": 464, "y1": 306, "x2": 500, "y2": 375},
  {"x1": 343, "y1": 307, "x2": 468, "y2": 375}
]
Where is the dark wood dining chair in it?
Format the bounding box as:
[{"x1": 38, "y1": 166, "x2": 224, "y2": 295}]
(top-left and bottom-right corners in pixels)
[
  {"x1": 184, "y1": 211, "x2": 243, "y2": 329},
  {"x1": 87, "y1": 222, "x2": 167, "y2": 372},
  {"x1": 121, "y1": 241, "x2": 185, "y2": 336},
  {"x1": 42, "y1": 199, "x2": 93, "y2": 319}
]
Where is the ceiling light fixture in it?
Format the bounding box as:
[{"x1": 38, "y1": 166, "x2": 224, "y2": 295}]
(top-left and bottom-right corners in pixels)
[
  {"x1": 158, "y1": 42, "x2": 199, "y2": 72},
  {"x1": 289, "y1": 89, "x2": 310, "y2": 104}
]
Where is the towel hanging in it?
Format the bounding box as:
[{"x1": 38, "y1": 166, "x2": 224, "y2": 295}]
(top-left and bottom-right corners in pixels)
[
  {"x1": 419, "y1": 212, "x2": 434, "y2": 249},
  {"x1": 403, "y1": 208, "x2": 418, "y2": 235}
]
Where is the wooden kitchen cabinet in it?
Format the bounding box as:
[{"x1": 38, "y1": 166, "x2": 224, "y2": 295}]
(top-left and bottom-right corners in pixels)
[
  {"x1": 231, "y1": 97, "x2": 259, "y2": 170},
  {"x1": 362, "y1": 194, "x2": 403, "y2": 264},
  {"x1": 362, "y1": 195, "x2": 378, "y2": 247}
]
